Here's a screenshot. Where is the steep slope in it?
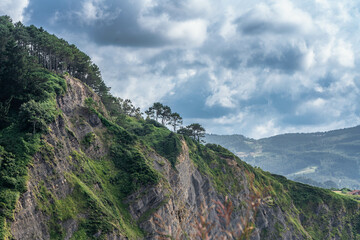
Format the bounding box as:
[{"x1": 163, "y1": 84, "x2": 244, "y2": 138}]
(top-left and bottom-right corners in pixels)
[
  {"x1": 10, "y1": 76, "x2": 133, "y2": 239},
  {"x1": 205, "y1": 128, "x2": 360, "y2": 189},
  {"x1": 1, "y1": 75, "x2": 359, "y2": 239}
]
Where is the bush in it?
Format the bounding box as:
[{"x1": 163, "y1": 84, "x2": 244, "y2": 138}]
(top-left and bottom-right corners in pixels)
[
  {"x1": 82, "y1": 132, "x2": 96, "y2": 148},
  {"x1": 146, "y1": 118, "x2": 165, "y2": 128},
  {"x1": 154, "y1": 132, "x2": 182, "y2": 167},
  {"x1": 19, "y1": 99, "x2": 57, "y2": 134},
  {"x1": 0, "y1": 177, "x2": 16, "y2": 189},
  {"x1": 206, "y1": 143, "x2": 235, "y2": 159},
  {"x1": 110, "y1": 144, "x2": 159, "y2": 195},
  {"x1": 132, "y1": 123, "x2": 153, "y2": 136}
]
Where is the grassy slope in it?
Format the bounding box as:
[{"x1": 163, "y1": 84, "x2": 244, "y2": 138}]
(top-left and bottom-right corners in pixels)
[
  {"x1": 205, "y1": 129, "x2": 360, "y2": 189},
  {"x1": 186, "y1": 139, "x2": 360, "y2": 239},
  {"x1": 0, "y1": 70, "x2": 66, "y2": 239},
  {"x1": 1, "y1": 72, "x2": 360, "y2": 239}
]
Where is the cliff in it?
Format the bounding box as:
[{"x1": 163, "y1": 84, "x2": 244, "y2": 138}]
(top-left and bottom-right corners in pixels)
[
  {"x1": 1, "y1": 16, "x2": 359, "y2": 240},
  {"x1": 3, "y1": 75, "x2": 359, "y2": 239}
]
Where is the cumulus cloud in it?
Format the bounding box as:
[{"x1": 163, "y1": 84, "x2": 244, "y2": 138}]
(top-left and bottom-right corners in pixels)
[
  {"x1": 246, "y1": 43, "x2": 313, "y2": 73},
  {"x1": 0, "y1": 0, "x2": 29, "y2": 22},
  {"x1": 77, "y1": 0, "x2": 121, "y2": 22},
  {"x1": 24, "y1": 0, "x2": 209, "y2": 48},
  {"x1": 139, "y1": 15, "x2": 208, "y2": 47},
  {"x1": 12, "y1": 0, "x2": 360, "y2": 138},
  {"x1": 235, "y1": 0, "x2": 314, "y2": 36}
]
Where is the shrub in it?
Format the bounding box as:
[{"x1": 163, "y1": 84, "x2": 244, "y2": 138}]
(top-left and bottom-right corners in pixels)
[
  {"x1": 82, "y1": 132, "x2": 96, "y2": 148},
  {"x1": 110, "y1": 144, "x2": 159, "y2": 195},
  {"x1": 19, "y1": 99, "x2": 57, "y2": 134},
  {"x1": 154, "y1": 132, "x2": 182, "y2": 167}
]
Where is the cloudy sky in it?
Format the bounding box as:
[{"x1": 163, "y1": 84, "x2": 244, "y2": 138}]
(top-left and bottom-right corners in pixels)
[{"x1": 2, "y1": 0, "x2": 360, "y2": 138}]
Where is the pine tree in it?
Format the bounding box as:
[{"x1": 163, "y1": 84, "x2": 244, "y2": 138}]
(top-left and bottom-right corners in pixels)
[{"x1": 170, "y1": 112, "x2": 182, "y2": 132}]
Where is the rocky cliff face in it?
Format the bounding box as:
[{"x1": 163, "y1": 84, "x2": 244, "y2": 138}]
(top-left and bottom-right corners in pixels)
[
  {"x1": 11, "y1": 76, "x2": 114, "y2": 239},
  {"x1": 9, "y1": 76, "x2": 360, "y2": 240}
]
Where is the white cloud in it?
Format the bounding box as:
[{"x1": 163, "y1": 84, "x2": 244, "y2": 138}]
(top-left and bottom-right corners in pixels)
[
  {"x1": 187, "y1": 0, "x2": 212, "y2": 14},
  {"x1": 329, "y1": 73, "x2": 358, "y2": 94},
  {"x1": 139, "y1": 14, "x2": 208, "y2": 47},
  {"x1": 236, "y1": 0, "x2": 315, "y2": 36},
  {"x1": 219, "y1": 7, "x2": 237, "y2": 40},
  {"x1": 296, "y1": 98, "x2": 327, "y2": 116},
  {"x1": 77, "y1": 0, "x2": 121, "y2": 23},
  {"x1": 205, "y1": 69, "x2": 258, "y2": 108},
  {"x1": 251, "y1": 120, "x2": 281, "y2": 139},
  {"x1": 24, "y1": 0, "x2": 360, "y2": 138},
  {"x1": 177, "y1": 69, "x2": 196, "y2": 81},
  {"x1": 120, "y1": 75, "x2": 175, "y2": 108},
  {"x1": 206, "y1": 85, "x2": 236, "y2": 108},
  {"x1": 334, "y1": 39, "x2": 354, "y2": 68},
  {"x1": 303, "y1": 48, "x2": 315, "y2": 70},
  {"x1": 0, "y1": 0, "x2": 29, "y2": 22},
  {"x1": 213, "y1": 112, "x2": 245, "y2": 125},
  {"x1": 77, "y1": 44, "x2": 177, "y2": 109},
  {"x1": 82, "y1": 0, "x2": 99, "y2": 21},
  {"x1": 134, "y1": 0, "x2": 360, "y2": 137},
  {"x1": 167, "y1": 19, "x2": 208, "y2": 47}
]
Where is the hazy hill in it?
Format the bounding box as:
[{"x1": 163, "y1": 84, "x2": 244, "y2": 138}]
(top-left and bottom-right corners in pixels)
[{"x1": 205, "y1": 126, "x2": 360, "y2": 189}]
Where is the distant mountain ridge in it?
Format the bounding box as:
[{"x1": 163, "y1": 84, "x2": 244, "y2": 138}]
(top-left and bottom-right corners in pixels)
[{"x1": 205, "y1": 125, "x2": 360, "y2": 189}]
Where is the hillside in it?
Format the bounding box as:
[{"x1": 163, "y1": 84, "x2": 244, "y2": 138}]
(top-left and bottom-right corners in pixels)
[
  {"x1": 1, "y1": 16, "x2": 360, "y2": 239},
  {"x1": 205, "y1": 126, "x2": 360, "y2": 189}
]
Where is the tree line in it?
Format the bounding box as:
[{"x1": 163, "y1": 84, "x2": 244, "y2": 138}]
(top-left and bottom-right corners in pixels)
[
  {"x1": 0, "y1": 15, "x2": 119, "y2": 129},
  {"x1": 0, "y1": 16, "x2": 110, "y2": 99},
  {"x1": 0, "y1": 16, "x2": 206, "y2": 142},
  {"x1": 145, "y1": 102, "x2": 205, "y2": 142}
]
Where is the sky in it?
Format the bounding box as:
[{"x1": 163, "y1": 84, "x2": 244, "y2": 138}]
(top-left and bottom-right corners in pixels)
[{"x1": 1, "y1": 0, "x2": 360, "y2": 139}]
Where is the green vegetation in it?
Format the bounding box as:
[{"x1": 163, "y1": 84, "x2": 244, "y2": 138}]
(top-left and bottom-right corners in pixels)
[
  {"x1": 153, "y1": 132, "x2": 182, "y2": 167},
  {"x1": 85, "y1": 99, "x2": 161, "y2": 196},
  {"x1": 0, "y1": 71, "x2": 66, "y2": 238},
  {"x1": 81, "y1": 132, "x2": 96, "y2": 148},
  {"x1": 144, "y1": 102, "x2": 204, "y2": 143},
  {"x1": 271, "y1": 174, "x2": 360, "y2": 239},
  {"x1": 31, "y1": 149, "x2": 145, "y2": 239},
  {"x1": 1, "y1": 15, "x2": 360, "y2": 240},
  {"x1": 145, "y1": 102, "x2": 183, "y2": 132},
  {"x1": 49, "y1": 99, "x2": 185, "y2": 238},
  {"x1": 0, "y1": 32, "x2": 67, "y2": 235},
  {"x1": 182, "y1": 138, "x2": 360, "y2": 239},
  {"x1": 333, "y1": 189, "x2": 360, "y2": 202},
  {"x1": 178, "y1": 123, "x2": 206, "y2": 142},
  {"x1": 103, "y1": 97, "x2": 142, "y2": 119},
  {"x1": 19, "y1": 99, "x2": 58, "y2": 134},
  {"x1": 184, "y1": 141, "x2": 244, "y2": 196},
  {"x1": 0, "y1": 16, "x2": 107, "y2": 97},
  {"x1": 341, "y1": 188, "x2": 352, "y2": 194},
  {"x1": 205, "y1": 126, "x2": 360, "y2": 189},
  {"x1": 64, "y1": 151, "x2": 143, "y2": 239}
]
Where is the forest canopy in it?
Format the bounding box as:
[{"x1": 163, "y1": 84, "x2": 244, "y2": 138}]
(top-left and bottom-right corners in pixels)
[{"x1": 0, "y1": 16, "x2": 115, "y2": 128}]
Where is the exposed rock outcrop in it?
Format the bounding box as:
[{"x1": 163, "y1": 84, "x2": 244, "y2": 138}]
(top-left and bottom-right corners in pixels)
[
  {"x1": 11, "y1": 76, "x2": 123, "y2": 239},
  {"x1": 9, "y1": 76, "x2": 360, "y2": 240}
]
